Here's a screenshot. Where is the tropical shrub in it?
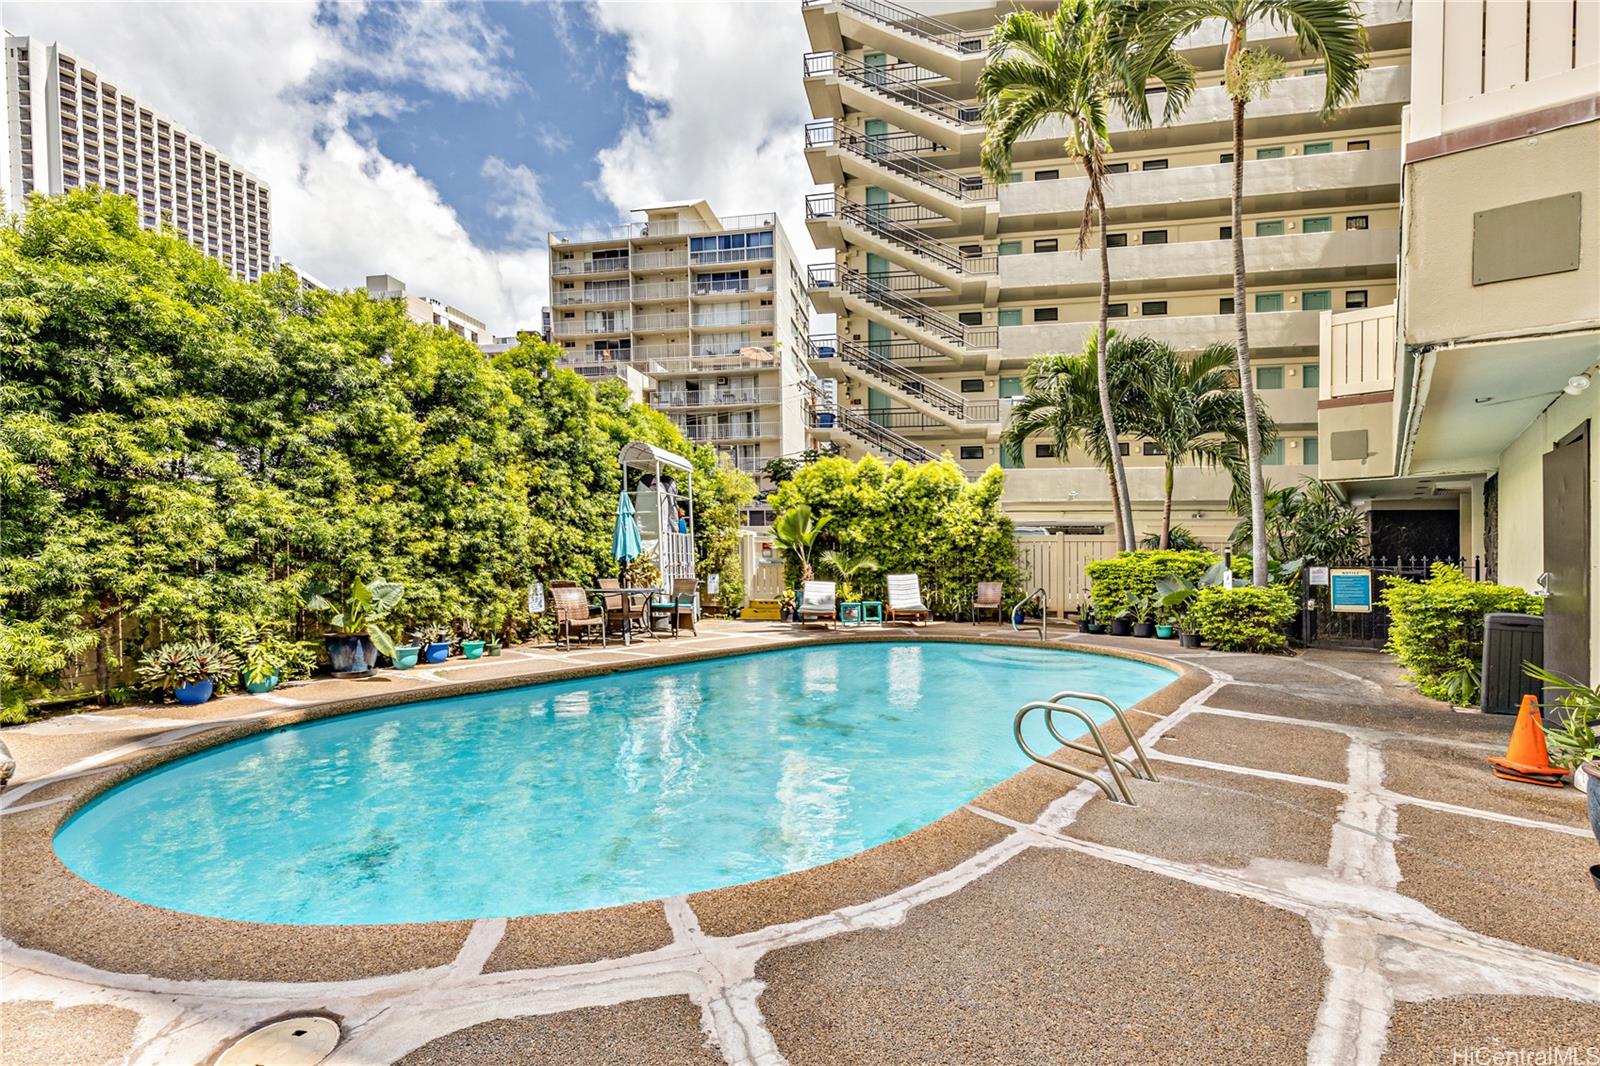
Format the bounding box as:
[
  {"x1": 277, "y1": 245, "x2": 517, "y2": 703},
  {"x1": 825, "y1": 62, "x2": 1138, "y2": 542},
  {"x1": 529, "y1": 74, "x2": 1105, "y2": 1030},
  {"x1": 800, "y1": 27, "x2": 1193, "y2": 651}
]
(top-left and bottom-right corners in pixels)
[
  {"x1": 1085, "y1": 550, "x2": 1218, "y2": 621},
  {"x1": 0, "y1": 190, "x2": 754, "y2": 714},
  {"x1": 1380, "y1": 565, "x2": 1543, "y2": 702},
  {"x1": 1188, "y1": 585, "x2": 1297, "y2": 653},
  {"x1": 769, "y1": 455, "x2": 1019, "y2": 615},
  {"x1": 0, "y1": 620, "x2": 96, "y2": 724},
  {"x1": 1524, "y1": 665, "x2": 1600, "y2": 769},
  {"x1": 1231, "y1": 479, "x2": 1366, "y2": 564}
]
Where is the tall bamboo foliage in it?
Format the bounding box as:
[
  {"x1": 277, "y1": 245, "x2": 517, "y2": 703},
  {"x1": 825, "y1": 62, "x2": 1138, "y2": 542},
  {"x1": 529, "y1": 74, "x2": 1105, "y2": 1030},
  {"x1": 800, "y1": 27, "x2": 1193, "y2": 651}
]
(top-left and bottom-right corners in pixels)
[
  {"x1": 1119, "y1": 0, "x2": 1369, "y2": 583},
  {"x1": 977, "y1": 0, "x2": 1193, "y2": 551}
]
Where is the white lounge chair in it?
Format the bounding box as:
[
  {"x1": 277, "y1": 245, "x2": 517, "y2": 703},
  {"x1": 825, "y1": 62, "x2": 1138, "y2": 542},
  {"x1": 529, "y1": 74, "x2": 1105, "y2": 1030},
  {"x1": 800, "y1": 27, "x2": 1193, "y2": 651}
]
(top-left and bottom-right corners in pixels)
[
  {"x1": 887, "y1": 573, "x2": 931, "y2": 625},
  {"x1": 797, "y1": 580, "x2": 838, "y2": 626}
]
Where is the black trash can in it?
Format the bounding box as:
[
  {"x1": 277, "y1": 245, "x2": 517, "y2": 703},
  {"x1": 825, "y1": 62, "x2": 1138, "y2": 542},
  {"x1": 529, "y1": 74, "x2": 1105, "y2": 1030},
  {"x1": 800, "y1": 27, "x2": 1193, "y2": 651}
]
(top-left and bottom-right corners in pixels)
[{"x1": 1480, "y1": 613, "x2": 1543, "y2": 715}]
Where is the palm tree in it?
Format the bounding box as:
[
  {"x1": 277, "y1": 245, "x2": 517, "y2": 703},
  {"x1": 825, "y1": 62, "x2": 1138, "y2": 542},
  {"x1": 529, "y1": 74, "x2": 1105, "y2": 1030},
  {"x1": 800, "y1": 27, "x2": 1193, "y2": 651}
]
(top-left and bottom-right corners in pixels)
[
  {"x1": 1126, "y1": 341, "x2": 1275, "y2": 548},
  {"x1": 1002, "y1": 331, "x2": 1147, "y2": 548},
  {"x1": 773, "y1": 503, "x2": 830, "y2": 581},
  {"x1": 1121, "y1": 0, "x2": 1368, "y2": 582},
  {"x1": 978, "y1": 0, "x2": 1192, "y2": 551}
]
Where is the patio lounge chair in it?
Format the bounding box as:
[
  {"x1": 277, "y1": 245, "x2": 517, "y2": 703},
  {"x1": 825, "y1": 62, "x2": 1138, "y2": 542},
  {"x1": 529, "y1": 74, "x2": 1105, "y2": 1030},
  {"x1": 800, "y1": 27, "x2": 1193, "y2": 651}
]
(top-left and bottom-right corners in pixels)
[
  {"x1": 887, "y1": 573, "x2": 931, "y2": 625},
  {"x1": 797, "y1": 580, "x2": 838, "y2": 627},
  {"x1": 669, "y1": 577, "x2": 698, "y2": 636},
  {"x1": 551, "y1": 582, "x2": 607, "y2": 648},
  {"x1": 972, "y1": 581, "x2": 1004, "y2": 625},
  {"x1": 598, "y1": 577, "x2": 646, "y2": 638}
]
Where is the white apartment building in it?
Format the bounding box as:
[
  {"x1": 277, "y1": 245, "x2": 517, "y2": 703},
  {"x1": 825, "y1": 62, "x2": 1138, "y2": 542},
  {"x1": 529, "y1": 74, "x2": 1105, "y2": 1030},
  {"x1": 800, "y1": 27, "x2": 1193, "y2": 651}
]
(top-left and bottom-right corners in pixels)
[
  {"x1": 3, "y1": 34, "x2": 271, "y2": 281},
  {"x1": 800, "y1": 0, "x2": 1412, "y2": 539},
  {"x1": 547, "y1": 201, "x2": 816, "y2": 508},
  {"x1": 366, "y1": 274, "x2": 488, "y2": 346}
]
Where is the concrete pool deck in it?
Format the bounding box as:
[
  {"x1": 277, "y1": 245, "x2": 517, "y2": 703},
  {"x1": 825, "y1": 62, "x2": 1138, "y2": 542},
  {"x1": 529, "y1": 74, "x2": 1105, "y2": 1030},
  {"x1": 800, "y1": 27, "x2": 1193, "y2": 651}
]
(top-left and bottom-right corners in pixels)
[{"x1": 1, "y1": 621, "x2": 1595, "y2": 1065}]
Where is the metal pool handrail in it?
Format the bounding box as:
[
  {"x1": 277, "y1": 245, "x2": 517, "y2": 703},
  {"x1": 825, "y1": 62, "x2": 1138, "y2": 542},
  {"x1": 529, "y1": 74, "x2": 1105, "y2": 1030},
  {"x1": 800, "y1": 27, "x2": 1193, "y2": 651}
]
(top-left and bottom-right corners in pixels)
[
  {"x1": 1012, "y1": 690, "x2": 1157, "y2": 806},
  {"x1": 1010, "y1": 587, "x2": 1047, "y2": 640}
]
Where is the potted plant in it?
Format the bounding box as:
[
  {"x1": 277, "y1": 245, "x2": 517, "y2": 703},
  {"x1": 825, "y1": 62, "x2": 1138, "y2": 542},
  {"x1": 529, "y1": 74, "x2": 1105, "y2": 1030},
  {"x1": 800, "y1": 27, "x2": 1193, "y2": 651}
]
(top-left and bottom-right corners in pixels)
[
  {"x1": 303, "y1": 577, "x2": 403, "y2": 678},
  {"x1": 458, "y1": 620, "x2": 485, "y2": 660},
  {"x1": 413, "y1": 623, "x2": 451, "y2": 665},
  {"x1": 1523, "y1": 666, "x2": 1600, "y2": 795},
  {"x1": 1078, "y1": 603, "x2": 1096, "y2": 634},
  {"x1": 138, "y1": 640, "x2": 240, "y2": 705},
  {"x1": 1109, "y1": 610, "x2": 1134, "y2": 637},
  {"x1": 1129, "y1": 594, "x2": 1157, "y2": 639},
  {"x1": 390, "y1": 637, "x2": 422, "y2": 670},
  {"x1": 1157, "y1": 561, "x2": 1228, "y2": 649},
  {"x1": 226, "y1": 622, "x2": 318, "y2": 694},
  {"x1": 1154, "y1": 603, "x2": 1177, "y2": 640}
]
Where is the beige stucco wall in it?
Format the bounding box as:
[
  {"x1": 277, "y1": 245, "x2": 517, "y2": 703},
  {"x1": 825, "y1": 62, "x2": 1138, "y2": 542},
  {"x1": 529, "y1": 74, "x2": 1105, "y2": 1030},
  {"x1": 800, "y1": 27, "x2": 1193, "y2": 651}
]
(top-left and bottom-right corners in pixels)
[
  {"x1": 1492, "y1": 381, "x2": 1600, "y2": 680},
  {"x1": 1403, "y1": 120, "x2": 1600, "y2": 347}
]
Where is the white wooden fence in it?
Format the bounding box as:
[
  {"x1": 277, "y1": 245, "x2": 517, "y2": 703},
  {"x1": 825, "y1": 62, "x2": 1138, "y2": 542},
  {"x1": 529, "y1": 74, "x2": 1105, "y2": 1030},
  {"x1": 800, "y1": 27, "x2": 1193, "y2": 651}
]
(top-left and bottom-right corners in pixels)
[{"x1": 1015, "y1": 534, "x2": 1230, "y2": 617}]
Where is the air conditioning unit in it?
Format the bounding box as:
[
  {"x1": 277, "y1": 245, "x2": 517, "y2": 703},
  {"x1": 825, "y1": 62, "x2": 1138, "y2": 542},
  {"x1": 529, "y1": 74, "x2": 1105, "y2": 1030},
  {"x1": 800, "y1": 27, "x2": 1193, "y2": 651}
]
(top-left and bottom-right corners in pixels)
[{"x1": 716, "y1": 376, "x2": 729, "y2": 385}]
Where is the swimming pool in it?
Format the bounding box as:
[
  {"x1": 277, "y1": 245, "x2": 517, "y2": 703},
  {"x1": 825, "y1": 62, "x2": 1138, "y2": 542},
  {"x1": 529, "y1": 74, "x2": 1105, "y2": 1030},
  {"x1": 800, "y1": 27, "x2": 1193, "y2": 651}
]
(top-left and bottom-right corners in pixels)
[{"x1": 54, "y1": 642, "x2": 1174, "y2": 925}]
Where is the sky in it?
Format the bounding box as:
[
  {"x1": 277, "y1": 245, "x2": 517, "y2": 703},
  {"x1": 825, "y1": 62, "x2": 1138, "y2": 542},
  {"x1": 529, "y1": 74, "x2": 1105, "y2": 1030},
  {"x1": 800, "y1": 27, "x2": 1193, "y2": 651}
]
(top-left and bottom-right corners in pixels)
[{"x1": 6, "y1": 0, "x2": 821, "y2": 335}]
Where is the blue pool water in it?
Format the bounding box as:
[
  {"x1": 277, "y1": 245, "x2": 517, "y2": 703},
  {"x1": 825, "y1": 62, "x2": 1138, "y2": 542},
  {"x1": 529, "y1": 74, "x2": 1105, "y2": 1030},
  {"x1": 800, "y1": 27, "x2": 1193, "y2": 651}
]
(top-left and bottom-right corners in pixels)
[{"x1": 55, "y1": 643, "x2": 1173, "y2": 925}]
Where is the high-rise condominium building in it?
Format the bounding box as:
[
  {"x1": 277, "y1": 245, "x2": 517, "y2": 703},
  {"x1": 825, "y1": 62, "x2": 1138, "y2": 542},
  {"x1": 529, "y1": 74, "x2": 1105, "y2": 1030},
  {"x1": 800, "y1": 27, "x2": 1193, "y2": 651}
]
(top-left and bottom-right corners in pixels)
[
  {"x1": 365, "y1": 274, "x2": 488, "y2": 346},
  {"x1": 800, "y1": 0, "x2": 1411, "y2": 539},
  {"x1": 547, "y1": 201, "x2": 815, "y2": 514},
  {"x1": 3, "y1": 34, "x2": 271, "y2": 281}
]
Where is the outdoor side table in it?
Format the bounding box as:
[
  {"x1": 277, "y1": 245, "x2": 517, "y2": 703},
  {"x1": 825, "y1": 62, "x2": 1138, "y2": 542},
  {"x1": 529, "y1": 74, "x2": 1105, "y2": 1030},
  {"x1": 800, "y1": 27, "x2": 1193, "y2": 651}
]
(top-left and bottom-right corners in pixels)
[
  {"x1": 858, "y1": 600, "x2": 884, "y2": 625},
  {"x1": 840, "y1": 601, "x2": 863, "y2": 625}
]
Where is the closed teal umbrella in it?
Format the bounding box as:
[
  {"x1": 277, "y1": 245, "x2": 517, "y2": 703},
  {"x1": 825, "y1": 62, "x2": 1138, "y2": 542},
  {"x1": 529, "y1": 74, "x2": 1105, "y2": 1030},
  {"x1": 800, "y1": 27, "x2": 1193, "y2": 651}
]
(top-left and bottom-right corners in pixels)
[{"x1": 612, "y1": 489, "x2": 643, "y2": 568}]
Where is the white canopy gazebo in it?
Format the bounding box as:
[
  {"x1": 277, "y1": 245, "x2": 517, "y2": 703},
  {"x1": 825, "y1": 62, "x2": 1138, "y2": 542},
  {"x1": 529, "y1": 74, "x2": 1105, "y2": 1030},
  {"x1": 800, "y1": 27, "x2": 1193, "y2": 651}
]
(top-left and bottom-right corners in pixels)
[{"x1": 619, "y1": 441, "x2": 695, "y2": 584}]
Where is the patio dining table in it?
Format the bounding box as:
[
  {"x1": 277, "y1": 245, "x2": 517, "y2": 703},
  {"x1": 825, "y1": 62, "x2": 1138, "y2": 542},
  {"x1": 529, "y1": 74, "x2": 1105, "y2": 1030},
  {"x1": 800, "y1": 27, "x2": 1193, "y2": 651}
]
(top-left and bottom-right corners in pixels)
[{"x1": 582, "y1": 586, "x2": 663, "y2": 646}]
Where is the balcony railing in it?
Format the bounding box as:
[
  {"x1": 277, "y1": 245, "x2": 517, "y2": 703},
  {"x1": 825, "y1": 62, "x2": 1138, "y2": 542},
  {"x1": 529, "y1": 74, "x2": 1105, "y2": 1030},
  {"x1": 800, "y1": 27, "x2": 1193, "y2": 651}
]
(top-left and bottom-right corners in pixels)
[
  {"x1": 677, "y1": 421, "x2": 778, "y2": 442},
  {"x1": 629, "y1": 282, "x2": 691, "y2": 302},
  {"x1": 551, "y1": 317, "x2": 630, "y2": 337},
  {"x1": 689, "y1": 245, "x2": 775, "y2": 267},
  {"x1": 552, "y1": 257, "x2": 630, "y2": 276},
  {"x1": 802, "y1": 0, "x2": 985, "y2": 54},
  {"x1": 692, "y1": 308, "x2": 777, "y2": 329},
  {"x1": 805, "y1": 121, "x2": 995, "y2": 204},
  {"x1": 804, "y1": 51, "x2": 981, "y2": 128},
  {"x1": 656, "y1": 387, "x2": 784, "y2": 408},
  {"x1": 551, "y1": 212, "x2": 777, "y2": 245},
  {"x1": 631, "y1": 252, "x2": 690, "y2": 271},
  {"x1": 633, "y1": 312, "x2": 691, "y2": 332},
  {"x1": 552, "y1": 287, "x2": 631, "y2": 306},
  {"x1": 692, "y1": 276, "x2": 775, "y2": 296}
]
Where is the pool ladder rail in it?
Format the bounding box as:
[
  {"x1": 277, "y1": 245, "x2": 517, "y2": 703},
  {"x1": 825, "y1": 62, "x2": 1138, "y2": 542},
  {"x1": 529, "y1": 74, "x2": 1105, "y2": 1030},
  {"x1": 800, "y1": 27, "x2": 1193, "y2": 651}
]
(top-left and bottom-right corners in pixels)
[
  {"x1": 1013, "y1": 690, "x2": 1157, "y2": 806},
  {"x1": 1010, "y1": 587, "x2": 1047, "y2": 640}
]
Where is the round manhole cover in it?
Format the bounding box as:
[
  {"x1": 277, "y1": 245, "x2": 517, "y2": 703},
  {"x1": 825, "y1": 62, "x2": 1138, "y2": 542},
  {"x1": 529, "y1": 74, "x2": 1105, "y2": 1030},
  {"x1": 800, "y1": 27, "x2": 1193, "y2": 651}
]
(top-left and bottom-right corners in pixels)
[{"x1": 217, "y1": 1016, "x2": 340, "y2": 1066}]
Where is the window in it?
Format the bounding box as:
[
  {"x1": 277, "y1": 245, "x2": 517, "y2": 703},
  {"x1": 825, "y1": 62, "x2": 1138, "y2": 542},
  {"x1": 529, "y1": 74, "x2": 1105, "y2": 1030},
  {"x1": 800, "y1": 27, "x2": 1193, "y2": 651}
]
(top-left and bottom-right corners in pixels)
[
  {"x1": 1303, "y1": 216, "x2": 1333, "y2": 234},
  {"x1": 1105, "y1": 232, "x2": 1129, "y2": 248},
  {"x1": 998, "y1": 240, "x2": 1022, "y2": 256},
  {"x1": 960, "y1": 445, "x2": 984, "y2": 460},
  {"x1": 1256, "y1": 146, "x2": 1285, "y2": 159},
  {"x1": 1034, "y1": 443, "x2": 1056, "y2": 458},
  {"x1": 1346, "y1": 215, "x2": 1369, "y2": 230},
  {"x1": 1219, "y1": 297, "x2": 1235, "y2": 314},
  {"x1": 1302, "y1": 436, "x2": 1319, "y2": 465},
  {"x1": 1347, "y1": 139, "x2": 1370, "y2": 151},
  {"x1": 998, "y1": 309, "x2": 1022, "y2": 327},
  {"x1": 1256, "y1": 366, "x2": 1285, "y2": 389},
  {"x1": 1263, "y1": 439, "x2": 1286, "y2": 465},
  {"x1": 960, "y1": 378, "x2": 986, "y2": 393},
  {"x1": 1106, "y1": 162, "x2": 1130, "y2": 174},
  {"x1": 1142, "y1": 442, "x2": 1166, "y2": 456},
  {"x1": 1303, "y1": 141, "x2": 1333, "y2": 155},
  {"x1": 1033, "y1": 238, "x2": 1058, "y2": 254},
  {"x1": 1107, "y1": 302, "x2": 1129, "y2": 318},
  {"x1": 999, "y1": 376, "x2": 1023, "y2": 398},
  {"x1": 1033, "y1": 307, "x2": 1058, "y2": 323},
  {"x1": 1255, "y1": 220, "x2": 1285, "y2": 236},
  {"x1": 958, "y1": 311, "x2": 984, "y2": 326},
  {"x1": 1142, "y1": 229, "x2": 1169, "y2": 245},
  {"x1": 1141, "y1": 300, "x2": 1168, "y2": 316},
  {"x1": 1302, "y1": 363, "x2": 1320, "y2": 388},
  {"x1": 1345, "y1": 290, "x2": 1369, "y2": 309},
  {"x1": 1142, "y1": 158, "x2": 1169, "y2": 170},
  {"x1": 1117, "y1": 442, "x2": 1131, "y2": 456},
  {"x1": 1220, "y1": 152, "x2": 1234, "y2": 164},
  {"x1": 1008, "y1": 170, "x2": 1023, "y2": 183},
  {"x1": 1034, "y1": 169, "x2": 1059, "y2": 181},
  {"x1": 1255, "y1": 292, "x2": 1284, "y2": 313},
  {"x1": 1302, "y1": 289, "x2": 1332, "y2": 311},
  {"x1": 1219, "y1": 225, "x2": 1233, "y2": 239}
]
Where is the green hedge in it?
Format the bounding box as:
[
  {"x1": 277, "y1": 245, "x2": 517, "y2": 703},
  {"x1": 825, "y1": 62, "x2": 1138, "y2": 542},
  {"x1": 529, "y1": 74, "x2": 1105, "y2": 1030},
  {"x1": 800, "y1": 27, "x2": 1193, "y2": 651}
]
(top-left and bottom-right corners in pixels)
[
  {"x1": 1189, "y1": 585, "x2": 1298, "y2": 652},
  {"x1": 1085, "y1": 550, "x2": 1217, "y2": 621},
  {"x1": 1379, "y1": 564, "x2": 1542, "y2": 702}
]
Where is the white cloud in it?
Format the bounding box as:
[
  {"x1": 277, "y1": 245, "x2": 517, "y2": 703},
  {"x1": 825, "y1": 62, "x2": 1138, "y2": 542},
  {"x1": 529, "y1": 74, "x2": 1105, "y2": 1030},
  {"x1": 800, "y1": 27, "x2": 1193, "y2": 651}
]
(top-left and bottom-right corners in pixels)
[
  {"x1": 481, "y1": 156, "x2": 554, "y2": 243},
  {"x1": 5, "y1": 1, "x2": 549, "y2": 333},
  {"x1": 590, "y1": 1, "x2": 822, "y2": 269}
]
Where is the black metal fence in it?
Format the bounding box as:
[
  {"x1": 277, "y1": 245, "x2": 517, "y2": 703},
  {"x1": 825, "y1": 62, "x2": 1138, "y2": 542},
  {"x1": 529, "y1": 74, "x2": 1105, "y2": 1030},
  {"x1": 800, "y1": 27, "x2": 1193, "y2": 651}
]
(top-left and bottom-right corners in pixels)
[{"x1": 1299, "y1": 555, "x2": 1483, "y2": 648}]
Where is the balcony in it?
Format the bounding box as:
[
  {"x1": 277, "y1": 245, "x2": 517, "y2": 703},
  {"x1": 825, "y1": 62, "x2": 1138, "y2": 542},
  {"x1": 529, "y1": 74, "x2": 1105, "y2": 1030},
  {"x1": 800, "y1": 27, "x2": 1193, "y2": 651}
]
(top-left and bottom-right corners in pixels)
[
  {"x1": 551, "y1": 256, "x2": 630, "y2": 277},
  {"x1": 1000, "y1": 309, "x2": 1323, "y2": 362},
  {"x1": 631, "y1": 252, "x2": 689, "y2": 272},
  {"x1": 691, "y1": 309, "x2": 776, "y2": 329},
  {"x1": 656, "y1": 387, "x2": 785, "y2": 409},
  {"x1": 677, "y1": 420, "x2": 778, "y2": 442},
  {"x1": 551, "y1": 317, "x2": 631, "y2": 338},
  {"x1": 551, "y1": 288, "x2": 631, "y2": 307},
  {"x1": 998, "y1": 228, "x2": 1400, "y2": 299},
  {"x1": 998, "y1": 149, "x2": 1401, "y2": 228},
  {"x1": 551, "y1": 212, "x2": 776, "y2": 246}
]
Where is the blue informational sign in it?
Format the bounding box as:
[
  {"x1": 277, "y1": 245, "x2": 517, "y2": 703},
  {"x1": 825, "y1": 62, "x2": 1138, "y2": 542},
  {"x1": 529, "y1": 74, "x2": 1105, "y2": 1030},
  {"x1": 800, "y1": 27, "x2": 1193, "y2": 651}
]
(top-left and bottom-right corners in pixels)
[{"x1": 1329, "y1": 568, "x2": 1373, "y2": 613}]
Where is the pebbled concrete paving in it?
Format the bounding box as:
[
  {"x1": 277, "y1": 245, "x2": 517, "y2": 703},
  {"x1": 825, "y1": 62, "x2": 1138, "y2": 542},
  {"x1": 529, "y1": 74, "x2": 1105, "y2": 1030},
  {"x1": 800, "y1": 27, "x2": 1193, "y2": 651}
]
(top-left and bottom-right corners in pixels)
[{"x1": 3, "y1": 627, "x2": 1596, "y2": 1065}]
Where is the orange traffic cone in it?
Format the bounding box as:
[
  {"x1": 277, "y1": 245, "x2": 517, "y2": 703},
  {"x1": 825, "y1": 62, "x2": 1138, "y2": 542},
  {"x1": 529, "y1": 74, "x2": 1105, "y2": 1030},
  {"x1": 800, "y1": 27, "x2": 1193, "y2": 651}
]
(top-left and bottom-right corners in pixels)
[{"x1": 1487, "y1": 694, "x2": 1569, "y2": 787}]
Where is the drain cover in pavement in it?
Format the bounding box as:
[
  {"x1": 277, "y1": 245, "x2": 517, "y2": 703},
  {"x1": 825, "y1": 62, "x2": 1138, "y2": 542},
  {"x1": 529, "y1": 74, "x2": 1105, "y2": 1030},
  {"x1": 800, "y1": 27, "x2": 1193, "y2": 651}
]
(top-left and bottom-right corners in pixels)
[{"x1": 217, "y1": 1016, "x2": 340, "y2": 1066}]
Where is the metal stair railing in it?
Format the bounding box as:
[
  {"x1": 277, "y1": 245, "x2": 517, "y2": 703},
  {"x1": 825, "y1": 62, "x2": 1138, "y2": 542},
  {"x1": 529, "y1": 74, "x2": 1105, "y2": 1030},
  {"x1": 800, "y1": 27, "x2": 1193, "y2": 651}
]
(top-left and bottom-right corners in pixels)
[
  {"x1": 804, "y1": 51, "x2": 982, "y2": 128},
  {"x1": 806, "y1": 333, "x2": 948, "y2": 365},
  {"x1": 833, "y1": 339, "x2": 968, "y2": 420},
  {"x1": 804, "y1": 122, "x2": 996, "y2": 205},
  {"x1": 813, "y1": 403, "x2": 936, "y2": 463},
  {"x1": 1009, "y1": 587, "x2": 1048, "y2": 640},
  {"x1": 1013, "y1": 690, "x2": 1157, "y2": 806},
  {"x1": 802, "y1": 0, "x2": 986, "y2": 54},
  {"x1": 811, "y1": 262, "x2": 995, "y2": 349}
]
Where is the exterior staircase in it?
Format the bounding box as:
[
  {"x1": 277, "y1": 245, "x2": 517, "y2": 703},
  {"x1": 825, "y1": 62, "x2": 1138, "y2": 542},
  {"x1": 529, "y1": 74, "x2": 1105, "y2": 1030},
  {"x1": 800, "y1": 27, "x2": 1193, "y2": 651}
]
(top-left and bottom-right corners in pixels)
[{"x1": 806, "y1": 334, "x2": 998, "y2": 433}]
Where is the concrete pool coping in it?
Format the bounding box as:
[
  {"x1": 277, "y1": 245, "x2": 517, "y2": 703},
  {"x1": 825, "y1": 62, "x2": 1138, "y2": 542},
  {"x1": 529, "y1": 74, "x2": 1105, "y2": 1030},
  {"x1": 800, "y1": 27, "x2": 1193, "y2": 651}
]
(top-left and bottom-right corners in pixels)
[{"x1": 0, "y1": 626, "x2": 1204, "y2": 984}]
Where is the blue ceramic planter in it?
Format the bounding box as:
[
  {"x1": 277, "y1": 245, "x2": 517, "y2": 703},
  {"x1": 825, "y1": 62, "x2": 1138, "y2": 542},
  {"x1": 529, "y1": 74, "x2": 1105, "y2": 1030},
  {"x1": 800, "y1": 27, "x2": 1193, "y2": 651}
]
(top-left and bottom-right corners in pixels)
[
  {"x1": 174, "y1": 678, "x2": 214, "y2": 705},
  {"x1": 325, "y1": 634, "x2": 377, "y2": 678},
  {"x1": 392, "y1": 646, "x2": 420, "y2": 670},
  {"x1": 423, "y1": 642, "x2": 450, "y2": 664}
]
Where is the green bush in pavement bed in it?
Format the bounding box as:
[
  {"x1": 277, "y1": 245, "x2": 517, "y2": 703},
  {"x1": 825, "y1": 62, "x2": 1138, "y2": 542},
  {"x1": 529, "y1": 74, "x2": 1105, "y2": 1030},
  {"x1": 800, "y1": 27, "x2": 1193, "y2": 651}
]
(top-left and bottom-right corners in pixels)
[
  {"x1": 1380, "y1": 563, "x2": 1542, "y2": 702},
  {"x1": 1085, "y1": 550, "x2": 1218, "y2": 621},
  {"x1": 1188, "y1": 585, "x2": 1298, "y2": 653}
]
